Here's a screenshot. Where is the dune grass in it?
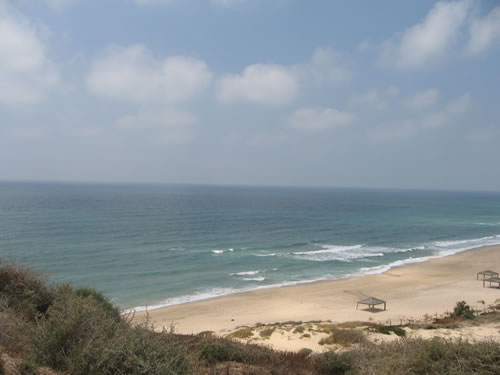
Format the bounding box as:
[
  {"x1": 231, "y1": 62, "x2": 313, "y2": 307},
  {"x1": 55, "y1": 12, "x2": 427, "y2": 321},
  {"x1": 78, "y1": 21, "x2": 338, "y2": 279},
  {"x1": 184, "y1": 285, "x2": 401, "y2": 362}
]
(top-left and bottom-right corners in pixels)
[{"x1": 1, "y1": 259, "x2": 500, "y2": 375}]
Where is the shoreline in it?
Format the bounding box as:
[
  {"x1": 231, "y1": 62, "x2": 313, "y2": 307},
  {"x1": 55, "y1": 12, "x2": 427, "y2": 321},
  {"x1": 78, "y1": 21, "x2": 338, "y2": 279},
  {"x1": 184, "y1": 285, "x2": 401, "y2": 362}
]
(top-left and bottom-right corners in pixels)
[
  {"x1": 127, "y1": 242, "x2": 498, "y2": 313},
  {"x1": 133, "y1": 244, "x2": 500, "y2": 336}
]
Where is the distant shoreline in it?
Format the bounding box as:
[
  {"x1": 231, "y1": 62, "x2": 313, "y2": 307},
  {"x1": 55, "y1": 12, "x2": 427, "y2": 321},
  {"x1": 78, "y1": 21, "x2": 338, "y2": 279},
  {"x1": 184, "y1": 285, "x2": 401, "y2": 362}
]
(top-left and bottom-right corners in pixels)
[
  {"x1": 126, "y1": 242, "x2": 500, "y2": 313},
  {"x1": 133, "y1": 244, "x2": 500, "y2": 338}
]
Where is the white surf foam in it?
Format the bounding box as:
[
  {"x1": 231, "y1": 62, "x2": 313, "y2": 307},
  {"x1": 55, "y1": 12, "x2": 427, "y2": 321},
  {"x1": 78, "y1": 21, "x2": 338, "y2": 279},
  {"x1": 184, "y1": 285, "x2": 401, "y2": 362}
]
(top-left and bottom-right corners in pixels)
[
  {"x1": 124, "y1": 287, "x2": 238, "y2": 313},
  {"x1": 293, "y1": 244, "x2": 386, "y2": 262},
  {"x1": 126, "y1": 234, "x2": 500, "y2": 312},
  {"x1": 211, "y1": 250, "x2": 224, "y2": 254},
  {"x1": 242, "y1": 277, "x2": 265, "y2": 282},
  {"x1": 432, "y1": 234, "x2": 500, "y2": 251},
  {"x1": 254, "y1": 253, "x2": 276, "y2": 257},
  {"x1": 230, "y1": 270, "x2": 260, "y2": 276}
]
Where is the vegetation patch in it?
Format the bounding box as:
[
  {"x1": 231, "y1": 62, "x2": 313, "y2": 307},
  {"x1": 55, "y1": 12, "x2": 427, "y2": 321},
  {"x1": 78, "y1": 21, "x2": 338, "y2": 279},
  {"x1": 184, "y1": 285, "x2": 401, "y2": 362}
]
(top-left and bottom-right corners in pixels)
[
  {"x1": 318, "y1": 328, "x2": 366, "y2": 347},
  {"x1": 225, "y1": 327, "x2": 254, "y2": 340},
  {"x1": 336, "y1": 321, "x2": 375, "y2": 329},
  {"x1": 259, "y1": 327, "x2": 275, "y2": 338},
  {"x1": 297, "y1": 348, "x2": 312, "y2": 358},
  {"x1": 351, "y1": 337, "x2": 500, "y2": 375},
  {"x1": 452, "y1": 301, "x2": 475, "y2": 320},
  {"x1": 198, "y1": 339, "x2": 247, "y2": 364},
  {"x1": 293, "y1": 325, "x2": 305, "y2": 334},
  {"x1": 371, "y1": 325, "x2": 406, "y2": 337},
  {"x1": 314, "y1": 352, "x2": 353, "y2": 375},
  {"x1": 2, "y1": 260, "x2": 500, "y2": 375}
]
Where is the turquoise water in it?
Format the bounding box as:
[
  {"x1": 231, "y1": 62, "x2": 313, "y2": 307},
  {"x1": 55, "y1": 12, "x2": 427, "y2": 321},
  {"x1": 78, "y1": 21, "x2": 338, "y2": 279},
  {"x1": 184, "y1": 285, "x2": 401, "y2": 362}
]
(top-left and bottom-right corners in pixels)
[{"x1": 1, "y1": 181, "x2": 500, "y2": 311}]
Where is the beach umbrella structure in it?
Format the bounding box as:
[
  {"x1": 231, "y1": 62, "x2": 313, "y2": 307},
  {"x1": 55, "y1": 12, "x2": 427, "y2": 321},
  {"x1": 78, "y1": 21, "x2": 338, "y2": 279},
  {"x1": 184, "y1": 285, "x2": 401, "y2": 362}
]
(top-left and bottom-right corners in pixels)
[
  {"x1": 356, "y1": 296, "x2": 386, "y2": 311},
  {"x1": 477, "y1": 270, "x2": 499, "y2": 280},
  {"x1": 482, "y1": 276, "x2": 500, "y2": 288}
]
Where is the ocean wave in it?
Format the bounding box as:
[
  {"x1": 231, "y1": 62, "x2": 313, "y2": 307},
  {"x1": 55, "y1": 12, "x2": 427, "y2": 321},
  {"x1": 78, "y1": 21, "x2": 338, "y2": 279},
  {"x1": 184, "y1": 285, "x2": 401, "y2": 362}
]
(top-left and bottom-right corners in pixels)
[
  {"x1": 292, "y1": 244, "x2": 387, "y2": 262},
  {"x1": 212, "y1": 248, "x2": 234, "y2": 254},
  {"x1": 476, "y1": 222, "x2": 500, "y2": 226},
  {"x1": 124, "y1": 287, "x2": 238, "y2": 313},
  {"x1": 125, "y1": 278, "x2": 337, "y2": 312},
  {"x1": 293, "y1": 244, "x2": 362, "y2": 255},
  {"x1": 254, "y1": 253, "x2": 276, "y2": 257},
  {"x1": 230, "y1": 270, "x2": 260, "y2": 276},
  {"x1": 432, "y1": 234, "x2": 500, "y2": 250},
  {"x1": 242, "y1": 277, "x2": 265, "y2": 281},
  {"x1": 126, "y1": 234, "x2": 500, "y2": 312}
]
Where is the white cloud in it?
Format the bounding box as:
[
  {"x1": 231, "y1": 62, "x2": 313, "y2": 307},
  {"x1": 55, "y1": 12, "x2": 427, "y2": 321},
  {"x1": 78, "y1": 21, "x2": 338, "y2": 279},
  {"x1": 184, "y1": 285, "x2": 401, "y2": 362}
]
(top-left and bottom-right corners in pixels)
[
  {"x1": 294, "y1": 47, "x2": 351, "y2": 86},
  {"x1": 380, "y1": 0, "x2": 471, "y2": 69},
  {"x1": 216, "y1": 48, "x2": 350, "y2": 106},
  {"x1": 372, "y1": 93, "x2": 471, "y2": 141},
  {"x1": 289, "y1": 107, "x2": 356, "y2": 131},
  {"x1": 467, "y1": 6, "x2": 500, "y2": 55},
  {"x1": 420, "y1": 93, "x2": 471, "y2": 128},
  {"x1": 350, "y1": 87, "x2": 399, "y2": 111},
  {"x1": 87, "y1": 45, "x2": 213, "y2": 103},
  {"x1": 0, "y1": 6, "x2": 59, "y2": 105},
  {"x1": 116, "y1": 108, "x2": 196, "y2": 144},
  {"x1": 216, "y1": 64, "x2": 298, "y2": 106},
  {"x1": 404, "y1": 88, "x2": 440, "y2": 110}
]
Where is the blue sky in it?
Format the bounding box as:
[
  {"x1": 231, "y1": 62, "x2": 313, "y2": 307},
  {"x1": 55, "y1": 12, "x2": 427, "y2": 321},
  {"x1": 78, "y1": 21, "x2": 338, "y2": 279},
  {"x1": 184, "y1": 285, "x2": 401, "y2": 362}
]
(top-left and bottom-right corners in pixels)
[{"x1": 1, "y1": 0, "x2": 500, "y2": 190}]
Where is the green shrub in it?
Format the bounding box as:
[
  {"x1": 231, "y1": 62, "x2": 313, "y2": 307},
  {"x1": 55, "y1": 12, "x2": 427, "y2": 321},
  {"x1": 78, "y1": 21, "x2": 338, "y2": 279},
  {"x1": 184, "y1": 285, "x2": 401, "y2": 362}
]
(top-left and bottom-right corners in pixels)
[
  {"x1": 352, "y1": 338, "x2": 500, "y2": 375},
  {"x1": 30, "y1": 286, "x2": 189, "y2": 375},
  {"x1": 373, "y1": 325, "x2": 406, "y2": 337},
  {"x1": 0, "y1": 304, "x2": 31, "y2": 352},
  {"x1": 314, "y1": 352, "x2": 353, "y2": 375},
  {"x1": 226, "y1": 327, "x2": 254, "y2": 339},
  {"x1": 199, "y1": 339, "x2": 246, "y2": 364},
  {"x1": 293, "y1": 325, "x2": 305, "y2": 333},
  {"x1": 0, "y1": 261, "x2": 54, "y2": 319},
  {"x1": 297, "y1": 348, "x2": 312, "y2": 358},
  {"x1": 259, "y1": 328, "x2": 275, "y2": 338},
  {"x1": 453, "y1": 301, "x2": 475, "y2": 320},
  {"x1": 319, "y1": 328, "x2": 365, "y2": 347},
  {"x1": 75, "y1": 287, "x2": 121, "y2": 321}
]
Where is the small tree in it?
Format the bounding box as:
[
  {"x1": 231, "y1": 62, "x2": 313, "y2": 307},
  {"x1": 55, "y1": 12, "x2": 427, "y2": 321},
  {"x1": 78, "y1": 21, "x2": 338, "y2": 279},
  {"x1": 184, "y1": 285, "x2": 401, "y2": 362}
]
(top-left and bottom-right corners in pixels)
[{"x1": 453, "y1": 301, "x2": 475, "y2": 320}]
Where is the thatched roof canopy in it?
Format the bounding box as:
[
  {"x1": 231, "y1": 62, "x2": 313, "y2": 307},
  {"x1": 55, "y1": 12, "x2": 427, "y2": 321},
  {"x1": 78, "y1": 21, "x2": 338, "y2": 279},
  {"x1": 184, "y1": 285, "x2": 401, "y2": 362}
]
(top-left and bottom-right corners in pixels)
[
  {"x1": 356, "y1": 296, "x2": 386, "y2": 311},
  {"x1": 482, "y1": 276, "x2": 500, "y2": 288},
  {"x1": 477, "y1": 270, "x2": 499, "y2": 280},
  {"x1": 358, "y1": 297, "x2": 385, "y2": 305}
]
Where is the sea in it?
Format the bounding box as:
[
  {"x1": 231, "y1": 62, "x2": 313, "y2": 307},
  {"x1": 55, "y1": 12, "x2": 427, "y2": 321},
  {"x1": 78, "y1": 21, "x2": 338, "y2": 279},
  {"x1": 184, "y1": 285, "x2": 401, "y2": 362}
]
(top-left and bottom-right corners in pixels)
[{"x1": 1, "y1": 181, "x2": 500, "y2": 312}]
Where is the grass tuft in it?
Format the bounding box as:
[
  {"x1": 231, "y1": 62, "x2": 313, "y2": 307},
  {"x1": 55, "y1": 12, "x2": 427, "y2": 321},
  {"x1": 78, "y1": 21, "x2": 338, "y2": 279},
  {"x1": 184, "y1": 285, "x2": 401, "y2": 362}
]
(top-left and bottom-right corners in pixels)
[
  {"x1": 319, "y1": 328, "x2": 366, "y2": 347},
  {"x1": 226, "y1": 327, "x2": 254, "y2": 340}
]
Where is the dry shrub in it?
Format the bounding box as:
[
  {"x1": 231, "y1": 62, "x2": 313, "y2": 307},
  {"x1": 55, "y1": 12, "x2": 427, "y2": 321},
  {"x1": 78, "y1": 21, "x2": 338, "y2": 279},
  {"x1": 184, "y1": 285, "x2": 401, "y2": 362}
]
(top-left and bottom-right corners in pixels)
[
  {"x1": 0, "y1": 303, "x2": 31, "y2": 353},
  {"x1": 352, "y1": 337, "x2": 500, "y2": 375},
  {"x1": 0, "y1": 261, "x2": 54, "y2": 320},
  {"x1": 30, "y1": 285, "x2": 189, "y2": 375},
  {"x1": 259, "y1": 328, "x2": 275, "y2": 338},
  {"x1": 318, "y1": 328, "x2": 366, "y2": 347},
  {"x1": 226, "y1": 327, "x2": 254, "y2": 340}
]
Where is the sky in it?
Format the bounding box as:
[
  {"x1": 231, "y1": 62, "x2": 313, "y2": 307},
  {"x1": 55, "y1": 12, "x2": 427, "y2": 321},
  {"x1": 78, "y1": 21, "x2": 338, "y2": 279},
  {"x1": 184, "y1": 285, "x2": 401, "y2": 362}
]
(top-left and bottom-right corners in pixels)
[{"x1": 0, "y1": 0, "x2": 500, "y2": 191}]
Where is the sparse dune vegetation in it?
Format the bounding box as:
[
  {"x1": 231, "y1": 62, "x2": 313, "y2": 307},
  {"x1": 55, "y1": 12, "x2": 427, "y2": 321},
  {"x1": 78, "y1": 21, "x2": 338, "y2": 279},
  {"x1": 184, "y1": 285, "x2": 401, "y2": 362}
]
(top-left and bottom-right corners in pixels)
[{"x1": 2, "y1": 259, "x2": 499, "y2": 374}]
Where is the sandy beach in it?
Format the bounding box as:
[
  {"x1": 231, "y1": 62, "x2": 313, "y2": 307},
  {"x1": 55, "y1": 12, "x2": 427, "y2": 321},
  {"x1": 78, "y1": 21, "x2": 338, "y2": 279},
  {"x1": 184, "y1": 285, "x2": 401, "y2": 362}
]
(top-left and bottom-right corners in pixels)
[{"x1": 133, "y1": 246, "x2": 500, "y2": 338}]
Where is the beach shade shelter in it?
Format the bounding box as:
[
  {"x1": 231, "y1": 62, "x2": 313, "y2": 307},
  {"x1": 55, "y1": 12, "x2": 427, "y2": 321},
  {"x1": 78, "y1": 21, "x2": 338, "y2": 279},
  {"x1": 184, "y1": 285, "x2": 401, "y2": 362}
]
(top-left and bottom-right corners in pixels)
[
  {"x1": 482, "y1": 277, "x2": 500, "y2": 288},
  {"x1": 477, "y1": 270, "x2": 499, "y2": 280},
  {"x1": 356, "y1": 297, "x2": 386, "y2": 311}
]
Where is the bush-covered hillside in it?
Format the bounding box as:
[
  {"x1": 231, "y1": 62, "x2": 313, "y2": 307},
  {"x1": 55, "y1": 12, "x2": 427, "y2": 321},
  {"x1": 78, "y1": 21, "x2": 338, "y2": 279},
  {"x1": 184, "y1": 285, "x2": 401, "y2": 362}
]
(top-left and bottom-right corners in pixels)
[{"x1": 1, "y1": 259, "x2": 499, "y2": 375}]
